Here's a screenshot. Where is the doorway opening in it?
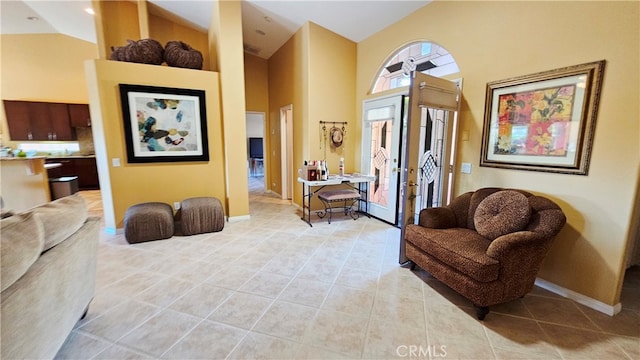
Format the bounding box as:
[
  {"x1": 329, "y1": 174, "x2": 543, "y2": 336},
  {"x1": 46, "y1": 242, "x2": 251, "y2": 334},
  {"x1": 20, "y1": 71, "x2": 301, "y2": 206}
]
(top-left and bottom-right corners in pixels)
[
  {"x1": 365, "y1": 40, "x2": 461, "y2": 228},
  {"x1": 245, "y1": 112, "x2": 265, "y2": 193}
]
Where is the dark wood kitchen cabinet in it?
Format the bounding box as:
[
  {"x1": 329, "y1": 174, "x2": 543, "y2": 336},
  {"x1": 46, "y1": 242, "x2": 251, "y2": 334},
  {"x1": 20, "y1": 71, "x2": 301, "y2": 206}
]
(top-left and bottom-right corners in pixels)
[
  {"x1": 3, "y1": 100, "x2": 75, "y2": 141},
  {"x1": 28, "y1": 102, "x2": 53, "y2": 140},
  {"x1": 47, "y1": 103, "x2": 74, "y2": 140},
  {"x1": 74, "y1": 158, "x2": 99, "y2": 189},
  {"x1": 46, "y1": 157, "x2": 99, "y2": 190},
  {"x1": 46, "y1": 159, "x2": 74, "y2": 179},
  {"x1": 2, "y1": 100, "x2": 31, "y2": 140},
  {"x1": 68, "y1": 103, "x2": 91, "y2": 127}
]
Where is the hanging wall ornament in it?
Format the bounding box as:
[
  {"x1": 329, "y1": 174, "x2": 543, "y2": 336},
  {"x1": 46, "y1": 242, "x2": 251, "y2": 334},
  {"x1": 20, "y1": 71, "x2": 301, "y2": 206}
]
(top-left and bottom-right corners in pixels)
[
  {"x1": 330, "y1": 126, "x2": 344, "y2": 148},
  {"x1": 321, "y1": 124, "x2": 327, "y2": 150}
]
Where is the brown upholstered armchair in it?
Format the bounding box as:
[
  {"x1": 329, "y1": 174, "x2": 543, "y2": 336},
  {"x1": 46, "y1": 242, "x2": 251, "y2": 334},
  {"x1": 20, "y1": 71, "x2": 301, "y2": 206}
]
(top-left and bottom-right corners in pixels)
[{"x1": 405, "y1": 187, "x2": 566, "y2": 320}]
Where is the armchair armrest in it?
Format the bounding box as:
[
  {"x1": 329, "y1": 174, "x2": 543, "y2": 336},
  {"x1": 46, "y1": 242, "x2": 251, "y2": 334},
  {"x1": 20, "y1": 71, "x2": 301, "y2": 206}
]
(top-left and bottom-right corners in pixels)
[
  {"x1": 486, "y1": 231, "x2": 552, "y2": 292},
  {"x1": 417, "y1": 207, "x2": 457, "y2": 229},
  {"x1": 486, "y1": 231, "x2": 545, "y2": 260}
]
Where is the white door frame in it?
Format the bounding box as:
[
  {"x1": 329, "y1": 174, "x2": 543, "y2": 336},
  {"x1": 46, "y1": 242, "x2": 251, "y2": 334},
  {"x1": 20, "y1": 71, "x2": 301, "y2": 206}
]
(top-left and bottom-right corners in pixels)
[
  {"x1": 280, "y1": 105, "x2": 293, "y2": 200},
  {"x1": 361, "y1": 93, "x2": 405, "y2": 224}
]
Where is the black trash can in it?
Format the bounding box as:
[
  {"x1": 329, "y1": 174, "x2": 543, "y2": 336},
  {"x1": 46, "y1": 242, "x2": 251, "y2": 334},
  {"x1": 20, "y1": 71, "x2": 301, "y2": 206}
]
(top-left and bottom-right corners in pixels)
[{"x1": 49, "y1": 176, "x2": 79, "y2": 200}]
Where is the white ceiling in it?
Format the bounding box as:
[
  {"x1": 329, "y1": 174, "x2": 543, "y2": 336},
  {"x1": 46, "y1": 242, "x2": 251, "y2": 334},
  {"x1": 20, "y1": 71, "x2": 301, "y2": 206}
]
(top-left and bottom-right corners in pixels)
[{"x1": 0, "y1": 0, "x2": 431, "y2": 59}]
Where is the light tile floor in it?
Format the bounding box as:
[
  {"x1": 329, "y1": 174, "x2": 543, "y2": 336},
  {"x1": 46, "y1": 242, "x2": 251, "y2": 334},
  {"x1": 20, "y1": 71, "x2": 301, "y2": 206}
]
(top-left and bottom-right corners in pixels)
[{"x1": 60, "y1": 181, "x2": 640, "y2": 359}]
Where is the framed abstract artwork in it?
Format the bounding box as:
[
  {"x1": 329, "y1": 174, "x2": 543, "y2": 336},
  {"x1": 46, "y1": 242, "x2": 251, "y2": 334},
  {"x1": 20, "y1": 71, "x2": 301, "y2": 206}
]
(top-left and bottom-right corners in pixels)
[
  {"x1": 119, "y1": 84, "x2": 209, "y2": 163},
  {"x1": 480, "y1": 60, "x2": 605, "y2": 175}
]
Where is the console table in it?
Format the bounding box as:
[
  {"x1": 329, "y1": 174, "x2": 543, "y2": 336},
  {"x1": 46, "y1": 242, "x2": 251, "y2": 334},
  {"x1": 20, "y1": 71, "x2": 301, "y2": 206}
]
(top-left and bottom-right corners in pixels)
[{"x1": 297, "y1": 174, "x2": 376, "y2": 226}]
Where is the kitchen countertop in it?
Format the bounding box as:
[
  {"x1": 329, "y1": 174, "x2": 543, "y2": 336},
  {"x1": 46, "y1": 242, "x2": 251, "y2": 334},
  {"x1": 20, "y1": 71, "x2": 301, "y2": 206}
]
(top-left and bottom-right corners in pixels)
[
  {"x1": 46, "y1": 155, "x2": 96, "y2": 159},
  {"x1": 0, "y1": 156, "x2": 47, "y2": 161}
]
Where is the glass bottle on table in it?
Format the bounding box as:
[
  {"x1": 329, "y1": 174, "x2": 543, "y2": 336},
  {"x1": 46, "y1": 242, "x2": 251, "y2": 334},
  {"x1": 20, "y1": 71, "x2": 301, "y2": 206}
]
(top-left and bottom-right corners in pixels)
[{"x1": 317, "y1": 161, "x2": 323, "y2": 180}]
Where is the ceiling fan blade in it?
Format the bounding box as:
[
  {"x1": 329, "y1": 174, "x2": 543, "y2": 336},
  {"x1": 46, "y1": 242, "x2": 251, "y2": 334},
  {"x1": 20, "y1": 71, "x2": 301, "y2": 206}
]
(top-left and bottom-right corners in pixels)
[
  {"x1": 416, "y1": 60, "x2": 436, "y2": 71},
  {"x1": 385, "y1": 62, "x2": 403, "y2": 73}
]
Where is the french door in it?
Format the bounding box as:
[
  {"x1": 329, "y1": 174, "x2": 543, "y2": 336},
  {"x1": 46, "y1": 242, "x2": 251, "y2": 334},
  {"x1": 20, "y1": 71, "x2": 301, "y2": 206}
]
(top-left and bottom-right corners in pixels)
[
  {"x1": 399, "y1": 72, "x2": 460, "y2": 263},
  {"x1": 361, "y1": 95, "x2": 404, "y2": 225}
]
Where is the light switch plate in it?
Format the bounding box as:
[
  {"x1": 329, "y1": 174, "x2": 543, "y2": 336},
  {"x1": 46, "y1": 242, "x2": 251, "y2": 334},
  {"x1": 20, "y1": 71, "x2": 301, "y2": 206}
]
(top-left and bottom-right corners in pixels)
[
  {"x1": 112, "y1": 158, "x2": 121, "y2": 167},
  {"x1": 461, "y1": 162, "x2": 472, "y2": 174}
]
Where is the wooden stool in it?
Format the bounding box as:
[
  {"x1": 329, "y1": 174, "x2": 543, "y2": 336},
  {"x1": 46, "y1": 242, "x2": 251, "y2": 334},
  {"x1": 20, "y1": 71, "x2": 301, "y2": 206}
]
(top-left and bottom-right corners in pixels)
[
  {"x1": 317, "y1": 190, "x2": 360, "y2": 224},
  {"x1": 124, "y1": 202, "x2": 174, "y2": 244},
  {"x1": 178, "y1": 197, "x2": 224, "y2": 235}
]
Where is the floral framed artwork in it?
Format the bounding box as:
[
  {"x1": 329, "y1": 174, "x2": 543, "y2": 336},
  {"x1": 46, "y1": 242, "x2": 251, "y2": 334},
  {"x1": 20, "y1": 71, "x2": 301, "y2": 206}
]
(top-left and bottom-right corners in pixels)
[
  {"x1": 480, "y1": 60, "x2": 605, "y2": 175},
  {"x1": 119, "y1": 84, "x2": 209, "y2": 163}
]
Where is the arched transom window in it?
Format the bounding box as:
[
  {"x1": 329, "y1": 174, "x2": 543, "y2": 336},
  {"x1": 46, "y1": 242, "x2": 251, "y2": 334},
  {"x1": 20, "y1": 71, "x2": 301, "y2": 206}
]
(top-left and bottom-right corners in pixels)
[{"x1": 372, "y1": 41, "x2": 459, "y2": 94}]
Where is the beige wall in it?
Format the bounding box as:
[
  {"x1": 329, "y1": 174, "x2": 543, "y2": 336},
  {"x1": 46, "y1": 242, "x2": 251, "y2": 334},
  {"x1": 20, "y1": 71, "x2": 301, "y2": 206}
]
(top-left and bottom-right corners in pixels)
[
  {"x1": 94, "y1": 0, "x2": 210, "y2": 71},
  {"x1": 85, "y1": 59, "x2": 225, "y2": 231},
  {"x1": 148, "y1": 13, "x2": 210, "y2": 71},
  {"x1": 268, "y1": 22, "x2": 356, "y2": 204},
  {"x1": 209, "y1": 0, "x2": 250, "y2": 219},
  {"x1": 0, "y1": 34, "x2": 98, "y2": 147},
  {"x1": 244, "y1": 53, "x2": 269, "y2": 113},
  {"x1": 94, "y1": 0, "x2": 140, "y2": 59},
  {"x1": 307, "y1": 23, "x2": 357, "y2": 175},
  {"x1": 357, "y1": 0, "x2": 640, "y2": 307},
  {"x1": 268, "y1": 27, "x2": 306, "y2": 199},
  {"x1": 244, "y1": 53, "x2": 270, "y2": 188}
]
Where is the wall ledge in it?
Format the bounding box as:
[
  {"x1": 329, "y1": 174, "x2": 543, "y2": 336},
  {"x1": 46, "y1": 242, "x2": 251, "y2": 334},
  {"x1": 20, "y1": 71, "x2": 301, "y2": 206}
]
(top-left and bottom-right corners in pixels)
[{"x1": 535, "y1": 278, "x2": 622, "y2": 316}]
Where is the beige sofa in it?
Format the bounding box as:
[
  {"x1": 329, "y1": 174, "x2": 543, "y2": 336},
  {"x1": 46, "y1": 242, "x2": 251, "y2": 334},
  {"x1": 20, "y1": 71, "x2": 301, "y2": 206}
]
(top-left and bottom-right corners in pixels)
[{"x1": 1, "y1": 194, "x2": 100, "y2": 358}]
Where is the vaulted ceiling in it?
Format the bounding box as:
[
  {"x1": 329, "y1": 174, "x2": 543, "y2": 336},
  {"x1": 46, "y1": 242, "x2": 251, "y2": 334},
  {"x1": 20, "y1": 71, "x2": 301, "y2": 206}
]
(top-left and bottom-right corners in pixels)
[{"x1": 0, "y1": 0, "x2": 431, "y2": 59}]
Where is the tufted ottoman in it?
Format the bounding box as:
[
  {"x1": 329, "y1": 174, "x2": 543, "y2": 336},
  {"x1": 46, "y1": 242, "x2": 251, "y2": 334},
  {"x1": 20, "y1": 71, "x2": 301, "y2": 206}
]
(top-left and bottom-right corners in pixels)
[
  {"x1": 124, "y1": 202, "x2": 174, "y2": 244},
  {"x1": 179, "y1": 197, "x2": 224, "y2": 235}
]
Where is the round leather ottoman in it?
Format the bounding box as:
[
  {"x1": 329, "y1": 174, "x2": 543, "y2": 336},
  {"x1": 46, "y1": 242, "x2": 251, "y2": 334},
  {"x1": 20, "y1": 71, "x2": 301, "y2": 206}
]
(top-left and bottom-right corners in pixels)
[
  {"x1": 124, "y1": 202, "x2": 174, "y2": 244},
  {"x1": 179, "y1": 197, "x2": 224, "y2": 235}
]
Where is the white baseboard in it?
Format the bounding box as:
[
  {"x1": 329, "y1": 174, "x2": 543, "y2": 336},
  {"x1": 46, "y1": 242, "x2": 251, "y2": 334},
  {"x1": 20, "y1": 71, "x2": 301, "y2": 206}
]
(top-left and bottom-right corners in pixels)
[
  {"x1": 267, "y1": 189, "x2": 286, "y2": 200},
  {"x1": 534, "y1": 278, "x2": 622, "y2": 316},
  {"x1": 228, "y1": 215, "x2": 250, "y2": 223}
]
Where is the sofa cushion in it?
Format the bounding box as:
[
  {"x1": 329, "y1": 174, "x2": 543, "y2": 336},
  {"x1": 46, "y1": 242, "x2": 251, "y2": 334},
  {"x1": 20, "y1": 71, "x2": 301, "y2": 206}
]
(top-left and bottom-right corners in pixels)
[
  {"x1": 27, "y1": 194, "x2": 88, "y2": 252},
  {"x1": 466, "y1": 188, "x2": 502, "y2": 229},
  {"x1": 474, "y1": 190, "x2": 531, "y2": 240},
  {"x1": 405, "y1": 225, "x2": 500, "y2": 282},
  {"x1": 0, "y1": 213, "x2": 45, "y2": 292}
]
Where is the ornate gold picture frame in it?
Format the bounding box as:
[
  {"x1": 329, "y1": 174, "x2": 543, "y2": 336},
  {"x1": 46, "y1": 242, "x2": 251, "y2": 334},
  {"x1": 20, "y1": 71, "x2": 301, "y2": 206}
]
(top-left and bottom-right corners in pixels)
[{"x1": 480, "y1": 60, "x2": 605, "y2": 175}]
